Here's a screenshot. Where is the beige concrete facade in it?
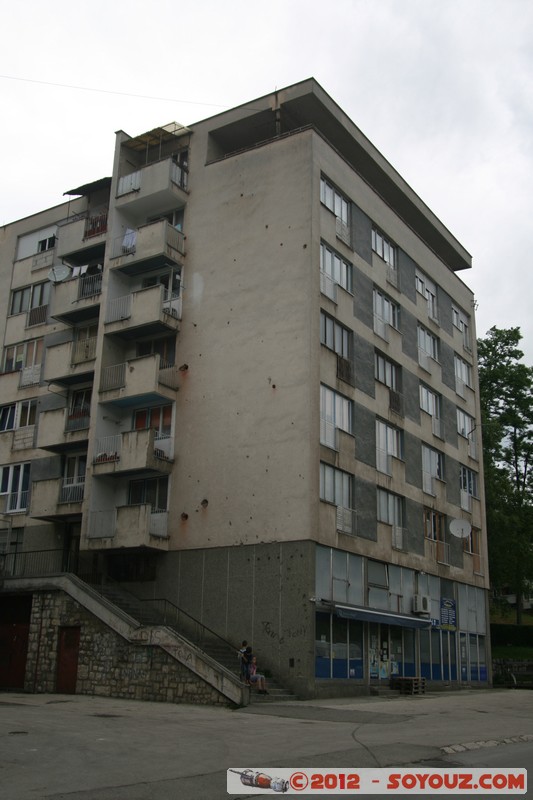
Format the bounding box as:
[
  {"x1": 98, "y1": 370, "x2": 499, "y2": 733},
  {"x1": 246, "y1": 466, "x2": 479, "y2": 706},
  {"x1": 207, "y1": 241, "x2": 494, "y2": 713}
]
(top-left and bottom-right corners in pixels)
[{"x1": 0, "y1": 79, "x2": 489, "y2": 700}]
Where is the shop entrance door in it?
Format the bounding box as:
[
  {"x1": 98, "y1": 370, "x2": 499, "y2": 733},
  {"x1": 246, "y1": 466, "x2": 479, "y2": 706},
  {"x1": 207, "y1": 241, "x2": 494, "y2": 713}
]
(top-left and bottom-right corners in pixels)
[{"x1": 369, "y1": 623, "x2": 391, "y2": 683}]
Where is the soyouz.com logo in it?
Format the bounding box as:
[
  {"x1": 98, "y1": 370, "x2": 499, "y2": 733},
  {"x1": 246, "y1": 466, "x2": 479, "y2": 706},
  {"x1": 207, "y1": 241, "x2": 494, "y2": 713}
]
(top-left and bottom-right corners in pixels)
[{"x1": 227, "y1": 767, "x2": 527, "y2": 794}]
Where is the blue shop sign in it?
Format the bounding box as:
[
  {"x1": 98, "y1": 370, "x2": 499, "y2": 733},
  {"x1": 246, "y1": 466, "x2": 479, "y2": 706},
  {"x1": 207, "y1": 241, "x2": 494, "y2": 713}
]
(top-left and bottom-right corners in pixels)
[{"x1": 440, "y1": 597, "x2": 457, "y2": 630}]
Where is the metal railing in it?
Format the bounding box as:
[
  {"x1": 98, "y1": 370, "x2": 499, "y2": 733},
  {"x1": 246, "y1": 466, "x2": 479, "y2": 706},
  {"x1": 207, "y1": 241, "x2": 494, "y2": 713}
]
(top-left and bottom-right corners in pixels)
[
  {"x1": 59, "y1": 478, "x2": 85, "y2": 504},
  {"x1": 6, "y1": 490, "x2": 30, "y2": 513},
  {"x1": 100, "y1": 363, "x2": 126, "y2": 391},
  {"x1": 65, "y1": 406, "x2": 91, "y2": 432},
  {"x1": 336, "y1": 506, "x2": 357, "y2": 535},
  {"x1": 320, "y1": 270, "x2": 337, "y2": 302},
  {"x1": 19, "y1": 364, "x2": 41, "y2": 387},
  {"x1": 84, "y1": 211, "x2": 108, "y2": 238},
  {"x1": 93, "y1": 435, "x2": 121, "y2": 463},
  {"x1": 106, "y1": 294, "x2": 132, "y2": 323},
  {"x1": 27, "y1": 304, "x2": 48, "y2": 327},
  {"x1": 78, "y1": 273, "x2": 102, "y2": 299},
  {"x1": 0, "y1": 549, "x2": 240, "y2": 673}
]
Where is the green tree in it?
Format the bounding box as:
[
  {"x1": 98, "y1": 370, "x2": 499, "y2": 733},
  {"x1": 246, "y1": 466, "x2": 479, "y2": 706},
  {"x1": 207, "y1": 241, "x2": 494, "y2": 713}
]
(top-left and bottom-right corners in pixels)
[{"x1": 477, "y1": 326, "x2": 533, "y2": 623}]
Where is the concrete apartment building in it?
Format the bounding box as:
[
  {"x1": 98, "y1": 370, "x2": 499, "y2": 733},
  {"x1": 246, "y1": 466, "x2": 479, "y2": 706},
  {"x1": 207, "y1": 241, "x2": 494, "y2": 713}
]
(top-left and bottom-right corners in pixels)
[{"x1": 0, "y1": 79, "x2": 489, "y2": 703}]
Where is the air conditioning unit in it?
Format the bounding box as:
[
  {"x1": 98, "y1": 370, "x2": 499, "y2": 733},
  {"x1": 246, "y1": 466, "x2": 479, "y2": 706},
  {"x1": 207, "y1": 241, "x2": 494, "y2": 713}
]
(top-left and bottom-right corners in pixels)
[{"x1": 412, "y1": 594, "x2": 430, "y2": 614}]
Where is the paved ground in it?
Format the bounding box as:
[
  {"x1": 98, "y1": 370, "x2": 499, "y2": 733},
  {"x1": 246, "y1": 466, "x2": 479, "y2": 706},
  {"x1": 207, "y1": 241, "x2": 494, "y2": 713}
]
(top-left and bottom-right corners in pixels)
[{"x1": 0, "y1": 688, "x2": 532, "y2": 799}]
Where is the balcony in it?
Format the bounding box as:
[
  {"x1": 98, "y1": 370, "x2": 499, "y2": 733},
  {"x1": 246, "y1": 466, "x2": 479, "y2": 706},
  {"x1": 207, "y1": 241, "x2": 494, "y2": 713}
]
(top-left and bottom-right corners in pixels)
[
  {"x1": 86, "y1": 504, "x2": 169, "y2": 551},
  {"x1": 31, "y1": 478, "x2": 84, "y2": 521},
  {"x1": 56, "y1": 212, "x2": 107, "y2": 265},
  {"x1": 115, "y1": 157, "x2": 188, "y2": 219},
  {"x1": 98, "y1": 354, "x2": 179, "y2": 407},
  {"x1": 37, "y1": 407, "x2": 90, "y2": 452},
  {"x1": 110, "y1": 220, "x2": 185, "y2": 276},
  {"x1": 50, "y1": 273, "x2": 102, "y2": 324},
  {"x1": 44, "y1": 338, "x2": 97, "y2": 385},
  {"x1": 104, "y1": 284, "x2": 181, "y2": 339},
  {"x1": 92, "y1": 428, "x2": 173, "y2": 476}
]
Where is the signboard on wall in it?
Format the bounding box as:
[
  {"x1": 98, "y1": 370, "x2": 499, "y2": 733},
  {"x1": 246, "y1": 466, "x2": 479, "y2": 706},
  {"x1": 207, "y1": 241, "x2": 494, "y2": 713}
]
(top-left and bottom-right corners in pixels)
[{"x1": 440, "y1": 597, "x2": 457, "y2": 630}]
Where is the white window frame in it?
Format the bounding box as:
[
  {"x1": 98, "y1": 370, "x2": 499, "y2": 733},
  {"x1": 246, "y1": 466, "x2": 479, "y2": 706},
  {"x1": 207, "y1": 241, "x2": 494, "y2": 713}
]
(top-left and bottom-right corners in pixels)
[
  {"x1": 320, "y1": 311, "x2": 351, "y2": 358},
  {"x1": 372, "y1": 227, "x2": 396, "y2": 267},
  {"x1": 452, "y1": 306, "x2": 471, "y2": 350},
  {"x1": 376, "y1": 419, "x2": 403, "y2": 474},
  {"x1": 415, "y1": 269, "x2": 438, "y2": 320},
  {"x1": 320, "y1": 385, "x2": 353, "y2": 448},
  {"x1": 320, "y1": 462, "x2": 352, "y2": 508},
  {"x1": 418, "y1": 325, "x2": 439, "y2": 360},
  {"x1": 454, "y1": 354, "x2": 472, "y2": 388},
  {"x1": 377, "y1": 488, "x2": 404, "y2": 527},
  {"x1": 0, "y1": 462, "x2": 31, "y2": 512},
  {"x1": 373, "y1": 288, "x2": 399, "y2": 333},
  {"x1": 375, "y1": 352, "x2": 399, "y2": 390},
  {"x1": 320, "y1": 241, "x2": 353, "y2": 294},
  {"x1": 320, "y1": 177, "x2": 350, "y2": 226},
  {"x1": 460, "y1": 465, "x2": 478, "y2": 498}
]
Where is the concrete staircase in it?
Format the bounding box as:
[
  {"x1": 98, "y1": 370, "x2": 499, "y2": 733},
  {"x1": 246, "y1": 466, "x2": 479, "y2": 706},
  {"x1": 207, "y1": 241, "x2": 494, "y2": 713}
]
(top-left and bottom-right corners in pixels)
[{"x1": 89, "y1": 580, "x2": 297, "y2": 702}]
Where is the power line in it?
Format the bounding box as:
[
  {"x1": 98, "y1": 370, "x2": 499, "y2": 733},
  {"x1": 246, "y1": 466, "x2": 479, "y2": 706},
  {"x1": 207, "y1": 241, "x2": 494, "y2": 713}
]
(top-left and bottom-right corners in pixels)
[{"x1": 0, "y1": 73, "x2": 234, "y2": 109}]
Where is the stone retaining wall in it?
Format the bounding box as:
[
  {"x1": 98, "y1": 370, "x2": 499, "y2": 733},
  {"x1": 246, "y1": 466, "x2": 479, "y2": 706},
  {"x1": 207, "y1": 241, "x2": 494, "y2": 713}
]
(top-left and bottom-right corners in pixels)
[{"x1": 24, "y1": 590, "x2": 231, "y2": 706}]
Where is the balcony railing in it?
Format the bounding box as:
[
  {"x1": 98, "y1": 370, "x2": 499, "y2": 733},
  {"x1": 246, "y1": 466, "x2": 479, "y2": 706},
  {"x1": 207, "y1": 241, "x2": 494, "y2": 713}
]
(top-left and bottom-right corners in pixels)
[
  {"x1": 6, "y1": 490, "x2": 30, "y2": 513},
  {"x1": 93, "y1": 434, "x2": 121, "y2": 463},
  {"x1": 376, "y1": 449, "x2": 392, "y2": 476},
  {"x1": 320, "y1": 419, "x2": 338, "y2": 450},
  {"x1": 78, "y1": 273, "x2": 102, "y2": 299},
  {"x1": 84, "y1": 211, "x2": 108, "y2": 238},
  {"x1": 27, "y1": 304, "x2": 48, "y2": 327},
  {"x1": 65, "y1": 406, "x2": 91, "y2": 432},
  {"x1": 335, "y1": 216, "x2": 351, "y2": 247},
  {"x1": 20, "y1": 364, "x2": 41, "y2": 387},
  {"x1": 59, "y1": 478, "x2": 85, "y2": 504},
  {"x1": 111, "y1": 222, "x2": 185, "y2": 261},
  {"x1": 392, "y1": 526, "x2": 406, "y2": 550},
  {"x1": 320, "y1": 270, "x2": 337, "y2": 302},
  {"x1": 336, "y1": 506, "x2": 357, "y2": 535}
]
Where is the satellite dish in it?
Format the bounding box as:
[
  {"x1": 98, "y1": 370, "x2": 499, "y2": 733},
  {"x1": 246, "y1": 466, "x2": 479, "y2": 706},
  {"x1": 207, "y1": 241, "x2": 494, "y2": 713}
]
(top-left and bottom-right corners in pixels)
[
  {"x1": 48, "y1": 264, "x2": 72, "y2": 284},
  {"x1": 449, "y1": 518, "x2": 472, "y2": 538}
]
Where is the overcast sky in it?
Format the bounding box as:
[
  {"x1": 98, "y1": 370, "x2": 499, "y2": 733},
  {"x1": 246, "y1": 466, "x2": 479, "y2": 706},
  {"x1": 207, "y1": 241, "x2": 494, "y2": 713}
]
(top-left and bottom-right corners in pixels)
[{"x1": 1, "y1": 0, "x2": 532, "y2": 362}]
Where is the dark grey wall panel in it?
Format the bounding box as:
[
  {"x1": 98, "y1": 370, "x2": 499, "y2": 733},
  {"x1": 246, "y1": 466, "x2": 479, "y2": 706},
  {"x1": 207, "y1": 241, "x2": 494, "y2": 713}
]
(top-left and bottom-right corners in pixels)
[
  {"x1": 440, "y1": 341, "x2": 456, "y2": 392},
  {"x1": 354, "y1": 402, "x2": 376, "y2": 468},
  {"x1": 354, "y1": 476, "x2": 377, "y2": 540},
  {"x1": 398, "y1": 249, "x2": 416, "y2": 303},
  {"x1": 354, "y1": 333, "x2": 376, "y2": 398},
  {"x1": 352, "y1": 204, "x2": 373, "y2": 265},
  {"x1": 404, "y1": 431, "x2": 422, "y2": 488},
  {"x1": 352, "y1": 267, "x2": 373, "y2": 330}
]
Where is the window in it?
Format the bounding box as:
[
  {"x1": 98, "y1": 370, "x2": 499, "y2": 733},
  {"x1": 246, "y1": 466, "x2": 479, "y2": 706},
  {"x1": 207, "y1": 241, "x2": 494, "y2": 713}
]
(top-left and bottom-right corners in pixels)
[
  {"x1": 10, "y1": 286, "x2": 31, "y2": 316},
  {"x1": 0, "y1": 404, "x2": 16, "y2": 432},
  {"x1": 424, "y1": 509, "x2": 446, "y2": 541},
  {"x1": 320, "y1": 462, "x2": 352, "y2": 508},
  {"x1": 320, "y1": 177, "x2": 350, "y2": 226},
  {"x1": 377, "y1": 488, "x2": 404, "y2": 527},
  {"x1": 142, "y1": 268, "x2": 181, "y2": 297},
  {"x1": 128, "y1": 476, "x2": 169, "y2": 511},
  {"x1": 454, "y1": 354, "x2": 472, "y2": 391},
  {"x1": 422, "y1": 445, "x2": 444, "y2": 494},
  {"x1": 460, "y1": 466, "x2": 478, "y2": 500},
  {"x1": 415, "y1": 269, "x2": 438, "y2": 321},
  {"x1": 320, "y1": 386, "x2": 352, "y2": 448},
  {"x1": 0, "y1": 400, "x2": 37, "y2": 432},
  {"x1": 453, "y1": 306, "x2": 471, "y2": 350},
  {"x1": 16, "y1": 226, "x2": 58, "y2": 261},
  {"x1": 3, "y1": 339, "x2": 43, "y2": 381},
  {"x1": 376, "y1": 419, "x2": 403, "y2": 474},
  {"x1": 0, "y1": 463, "x2": 31, "y2": 512},
  {"x1": 19, "y1": 400, "x2": 37, "y2": 428},
  {"x1": 37, "y1": 235, "x2": 56, "y2": 252},
  {"x1": 133, "y1": 405, "x2": 172, "y2": 436},
  {"x1": 373, "y1": 288, "x2": 399, "y2": 338},
  {"x1": 375, "y1": 351, "x2": 400, "y2": 390},
  {"x1": 457, "y1": 409, "x2": 475, "y2": 438},
  {"x1": 137, "y1": 335, "x2": 176, "y2": 366},
  {"x1": 372, "y1": 227, "x2": 396, "y2": 267},
  {"x1": 418, "y1": 325, "x2": 439, "y2": 359},
  {"x1": 420, "y1": 384, "x2": 441, "y2": 417},
  {"x1": 320, "y1": 312, "x2": 352, "y2": 358},
  {"x1": 320, "y1": 241, "x2": 353, "y2": 294},
  {"x1": 420, "y1": 383, "x2": 442, "y2": 436},
  {"x1": 66, "y1": 389, "x2": 92, "y2": 430}
]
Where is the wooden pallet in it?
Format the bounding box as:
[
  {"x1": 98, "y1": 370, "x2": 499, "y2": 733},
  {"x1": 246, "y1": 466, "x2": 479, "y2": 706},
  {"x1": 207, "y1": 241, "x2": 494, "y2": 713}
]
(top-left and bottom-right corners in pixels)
[{"x1": 391, "y1": 676, "x2": 426, "y2": 695}]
